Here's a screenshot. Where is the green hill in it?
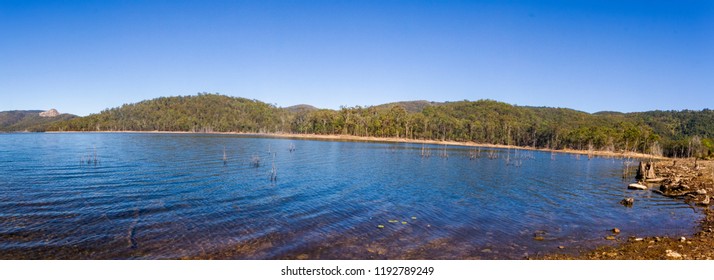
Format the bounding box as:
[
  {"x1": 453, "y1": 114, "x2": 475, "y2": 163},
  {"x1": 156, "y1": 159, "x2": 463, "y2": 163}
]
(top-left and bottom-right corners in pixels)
[{"x1": 46, "y1": 93, "x2": 288, "y2": 133}]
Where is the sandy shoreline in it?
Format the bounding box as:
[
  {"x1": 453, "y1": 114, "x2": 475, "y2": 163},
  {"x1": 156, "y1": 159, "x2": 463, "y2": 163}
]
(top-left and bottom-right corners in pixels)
[{"x1": 44, "y1": 130, "x2": 665, "y2": 160}]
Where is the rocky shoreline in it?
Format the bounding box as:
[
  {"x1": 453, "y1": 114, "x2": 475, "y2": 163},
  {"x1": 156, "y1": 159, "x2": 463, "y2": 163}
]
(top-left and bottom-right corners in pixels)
[{"x1": 543, "y1": 159, "x2": 714, "y2": 260}]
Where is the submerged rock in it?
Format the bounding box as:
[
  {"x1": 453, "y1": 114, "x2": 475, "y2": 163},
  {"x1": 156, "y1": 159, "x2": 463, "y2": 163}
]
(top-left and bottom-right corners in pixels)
[{"x1": 620, "y1": 197, "x2": 635, "y2": 207}]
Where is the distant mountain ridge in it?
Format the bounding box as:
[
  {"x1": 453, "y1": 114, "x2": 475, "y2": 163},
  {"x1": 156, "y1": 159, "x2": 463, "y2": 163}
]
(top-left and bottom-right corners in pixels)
[
  {"x1": 0, "y1": 110, "x2": 77, "y2": 132},
  {"x1": 41, "y1": 93, "x2": 714, "y2": 158},
  {"x1": 284, "y1": 104, "x2": 318, "y2": 113},
  {"x1": 373, "y1": 100, "x2": 441, "y2": 113}
]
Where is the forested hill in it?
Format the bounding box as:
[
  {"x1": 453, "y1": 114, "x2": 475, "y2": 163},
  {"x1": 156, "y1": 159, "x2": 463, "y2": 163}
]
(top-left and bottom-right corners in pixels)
[
  {"x1": 46, "y1": 94, "x2": 288, "y2": 133},
  {"x1": 0, "y1": 110, "x2": 76, "y2": 132},
  {"x1": 45, "y1": 93, "x2": 714, "y2": 158}
]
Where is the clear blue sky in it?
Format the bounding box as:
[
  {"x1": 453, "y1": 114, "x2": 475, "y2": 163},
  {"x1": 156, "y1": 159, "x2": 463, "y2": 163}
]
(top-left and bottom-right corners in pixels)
[{"x1": 1, "y1": 0, "x2": 712, "y2": 116}]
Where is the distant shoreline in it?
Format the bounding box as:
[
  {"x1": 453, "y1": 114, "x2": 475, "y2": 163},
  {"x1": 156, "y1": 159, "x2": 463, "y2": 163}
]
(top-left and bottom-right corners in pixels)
[{"x1": 44, "y1": 130, "x2": 666, "y2": 159}]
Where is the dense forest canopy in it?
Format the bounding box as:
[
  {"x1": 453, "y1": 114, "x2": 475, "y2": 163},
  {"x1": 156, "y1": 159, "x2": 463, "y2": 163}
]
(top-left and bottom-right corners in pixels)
[{"x1": 40, "y1": 93, "x2": 714, "y2": 158}]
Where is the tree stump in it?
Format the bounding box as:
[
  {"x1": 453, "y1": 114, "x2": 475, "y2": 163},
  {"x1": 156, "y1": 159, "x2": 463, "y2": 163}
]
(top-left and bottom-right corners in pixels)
[
  {"x1": 636, "y1": 161, "x2": 646, "y2": 180},
  {"x1": 646, "y1": 162, "x2": 656, "y2": 179}
]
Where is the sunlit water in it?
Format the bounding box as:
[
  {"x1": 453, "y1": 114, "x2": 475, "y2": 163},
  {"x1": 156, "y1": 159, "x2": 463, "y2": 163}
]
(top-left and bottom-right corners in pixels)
[{"x1": 0, "y1": 133, "x2": 703, "y2": 259}]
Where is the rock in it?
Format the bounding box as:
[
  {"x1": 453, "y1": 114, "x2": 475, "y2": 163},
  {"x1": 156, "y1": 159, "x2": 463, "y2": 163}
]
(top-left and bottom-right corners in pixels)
[
  {"x1": 377, "y1": 225, "x2": 384, "y2": 229},
  {"x1": 620, "y1": 197, "x2": 634, "y2": 207},
  {"x1": 628, "y1": 183, "x2": 648, "y2": 190},
  {"x1": 612, "y1": 228, "x2": 621, "y2": 234},
  {"x1": 558, "y1": 246, "x2": 565, "y2": 249},
  {"x1": 39, "y1": 109, "x2": 60, "y2": 117},
  {"x1": 481, "y1": 248, "x2": 492, "y2": 253},
  {"x1": 533, "y1": 236, "x2": 545, "y2": 241},
  {"x1": 665, "y1": 249, "x2": 682, "y2": 259},
  {"x1": 634, "y1": 238, "x2": 644, "y2": 242},
  {"x1": 696, "y1": 189, "x2": 707, "y2": 195},
  {"x1": 697, "y1": 196, "x2": 710, "y2": 206},
  {"x1": 679, "y1": 236, "x2": 686, "y2": 242},
  {"x1": 605, "y1": 236, "x2": 616, "y2": 240}
]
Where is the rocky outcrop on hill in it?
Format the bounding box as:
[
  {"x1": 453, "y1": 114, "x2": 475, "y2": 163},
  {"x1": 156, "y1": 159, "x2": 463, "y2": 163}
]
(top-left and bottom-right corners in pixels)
[{"x1": 39, "y1": 109, "x2": 60, "y2": 117}]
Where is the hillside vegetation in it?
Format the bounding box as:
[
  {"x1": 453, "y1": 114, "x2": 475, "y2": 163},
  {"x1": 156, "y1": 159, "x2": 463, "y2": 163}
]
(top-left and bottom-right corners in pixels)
[
  {"x1": 45, "y1": 93, "x2": 714, "y2": 158},
  {"x1": 0, "y1": 110, "x2": 76, "y2": 132}
]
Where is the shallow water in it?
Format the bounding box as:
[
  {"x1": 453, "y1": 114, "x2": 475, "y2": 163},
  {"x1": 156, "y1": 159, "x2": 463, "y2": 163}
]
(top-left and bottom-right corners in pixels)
[{"x1": 0, "y1": 133, "x2": 702, "y2": 259}]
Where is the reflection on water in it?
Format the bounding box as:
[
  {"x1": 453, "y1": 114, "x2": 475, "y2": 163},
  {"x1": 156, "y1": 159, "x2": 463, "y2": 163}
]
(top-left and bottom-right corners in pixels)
[{"x1": 0, "y1": 133, "x2": 703, "y2": 259}]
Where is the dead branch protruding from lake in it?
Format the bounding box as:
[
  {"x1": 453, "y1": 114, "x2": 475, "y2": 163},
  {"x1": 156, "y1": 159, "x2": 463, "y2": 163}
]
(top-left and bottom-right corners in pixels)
[
  {"x1": 223, "y1": 146, "x2": 227, "y2": 165},
  {"x1": 251, "y1": 154, "x2": 261, "y2": 168},
  {"x1": 270, "y1": 153, "x2": 277, "y2": 182}
]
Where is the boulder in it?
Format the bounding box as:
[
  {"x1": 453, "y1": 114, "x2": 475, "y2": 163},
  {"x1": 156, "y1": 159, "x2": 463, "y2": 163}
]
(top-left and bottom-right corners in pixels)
[{"x1": 628, "y1": 183, "x2": 648, "y2": 190}]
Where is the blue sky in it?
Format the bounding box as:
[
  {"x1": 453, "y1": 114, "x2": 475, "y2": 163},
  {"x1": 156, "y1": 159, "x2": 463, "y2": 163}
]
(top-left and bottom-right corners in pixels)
[{"x1": 1, "y1": 0, "x2": 712, "y2": 116}]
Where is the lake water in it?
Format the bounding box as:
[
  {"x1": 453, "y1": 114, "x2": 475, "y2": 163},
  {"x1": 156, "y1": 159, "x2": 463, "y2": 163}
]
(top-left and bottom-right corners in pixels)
[{"x1": 0, "y1": 133, "x2": 703, "y2": 259}]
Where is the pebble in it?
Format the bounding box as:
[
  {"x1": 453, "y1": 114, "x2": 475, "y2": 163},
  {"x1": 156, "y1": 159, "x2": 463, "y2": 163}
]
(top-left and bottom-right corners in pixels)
[
  {"x1": 680, "y1": 236, "x2": 686, "y2": 242},
  {"x1": 605, "y1": 236, "x2": 616, "y2": 240},
  {"x1": 634, "y1": 238, "x2": 644, "y2": 242},
  {"x1": 534, "y1": 236, "x2": 545, "y2": 241},
  {"x1": 481, "y1": 249, "x2": 492, "y2": 253},
  {"x1": 612, "y1": 228, "x2": 621, "y2": 234},
  {"x1": 558, "y1": 246, "x2": 565, "y2": 249}
]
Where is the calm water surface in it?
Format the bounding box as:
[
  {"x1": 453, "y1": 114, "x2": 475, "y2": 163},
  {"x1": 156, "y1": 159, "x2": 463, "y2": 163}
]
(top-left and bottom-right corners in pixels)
[{"x1": 0, "y1": 133, "x2": 703, "y2": 259}]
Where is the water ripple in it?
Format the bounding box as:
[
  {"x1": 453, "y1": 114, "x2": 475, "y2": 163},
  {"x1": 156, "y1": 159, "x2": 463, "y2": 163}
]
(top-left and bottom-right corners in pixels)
[{"x1": 0, "y1": 133, "x2": 704, "y2": 259}]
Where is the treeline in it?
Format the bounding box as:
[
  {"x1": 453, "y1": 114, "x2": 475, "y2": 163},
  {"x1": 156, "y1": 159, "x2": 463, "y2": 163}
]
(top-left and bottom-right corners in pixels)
[{"x1": 45, "y1": 93, "x2": 714, "y2": 158}]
